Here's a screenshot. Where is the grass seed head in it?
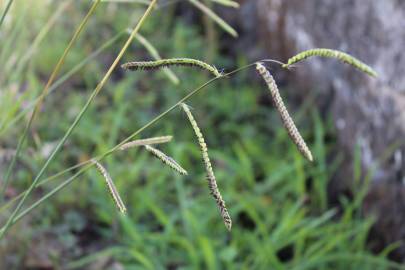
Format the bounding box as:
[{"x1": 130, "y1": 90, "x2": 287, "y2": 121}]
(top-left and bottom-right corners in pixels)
[
  {"x1": 256, "y1": 63, "x2": 313, "y2": 162},
  {"x1": 283, "y1": 48, "x2": 377, "y2": 77},
  {"x1": 122, "y1": 58, "x2": 222, "y2": 78},
  {"x1": 181, "y1": 103, "x2": 232, "y2": 230},
  {"x1": 92, "y1": 159, "x2": 127, "y2": 214},
  {"x1": 144, "y1": 145, "x2": 188, "y2": 175}
]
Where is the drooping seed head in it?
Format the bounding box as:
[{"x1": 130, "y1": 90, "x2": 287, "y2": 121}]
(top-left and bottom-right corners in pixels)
[
  {"x1": 283, "y1": 48, "x2": 377, "y2": 77},
  {"x1": 122, "y1": 58, "x2": 222, "y2": 78},
  {"x1": 144, "y1": 145, "x2": 188, "y2": 175},
  {"x1": 256, "y1": 63, "x2": 313, "y2": 162},
  {"x1": 91, "y1": 159, "x2": 127, "y2": 214},
  {"x1": 181, "y1": 103, "x2": 232, "y2": 230}
]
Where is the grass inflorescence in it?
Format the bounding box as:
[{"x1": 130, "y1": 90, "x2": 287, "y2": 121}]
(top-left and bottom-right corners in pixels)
[
  {"x1": 92, "y1": 159, "x2": 127, "y2": 214},
  {"x1": 122, "y1": 58, "x2": 222, "y2": 77},
  {"x1": 181, "y1": 103, "x2": 232, "y2": 231},
  {"x1": 256, "y1": 62, "x2": 313, "y2": 162},
  {"x1": 144, "y1": 145, "x2": 188, "y2": 176},
  {"x1": 283, "y1": 48, "x2": 378, "y2": 77}
]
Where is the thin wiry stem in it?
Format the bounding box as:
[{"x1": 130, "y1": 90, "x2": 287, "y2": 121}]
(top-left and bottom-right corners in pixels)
[
  {"x1": 0, "y1": 0, "x2": 14, "y2": 28},
  {"x1": 1, "y1": 0, "x2": 102, "y2": 199},
  {"x1": 0, "y1": 59, "x2": 279, "y2": 232},
  {"x1": 0, "y1": 0, "x2": 157, "y2": 240},
  {"x1": 0, "y1": 29, "x2": 128, "y2": 136}
]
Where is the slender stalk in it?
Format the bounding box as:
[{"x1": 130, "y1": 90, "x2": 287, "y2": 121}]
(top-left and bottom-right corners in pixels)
[
  {"x1": 13, "y1": 0, "x2": 73, "y2": 80},
  {"x1": 0, "y1": 29, "x2": 127, "y2": 135},
  {"x1": 0, "y1": 62, "x2": 259, "y2": 231},
  {"x1": 1, "y1": 0, "x2": 102, "y2": 198},
  {"x1": 0, "y1": 136, "x2": 171, "y2": 213},
  {"x1": 0, "y1": 62, "x2": 263, "y2": 215},
  {"x1": 0, "y1": 0, "x2": 157, "y2": 239},
  {"x1": 0, "y1": 0, "x2": 14, "y2": 28}
]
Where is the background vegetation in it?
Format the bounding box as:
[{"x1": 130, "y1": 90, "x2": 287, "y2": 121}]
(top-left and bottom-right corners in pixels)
[{"x1": 0, "y1": 1, "x2": 402, "y2": 269}]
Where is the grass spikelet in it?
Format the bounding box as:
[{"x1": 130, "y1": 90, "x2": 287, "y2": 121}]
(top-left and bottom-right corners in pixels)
[
  {"x1": 91, "y1": 159, "x2": 127, "y2": 214},
  {"x1": 119, "y1": 136, "x2": 173, "y2": 150},
  {"x1": 180, "y1": 103, "x2": 232, "y2": 231},
  {"x1": 256, "y1": 63, "x2": 313, "y2": 162},
  {"x1": 283, "y1": 48, "x2": 377, "y2": 77},
  {"x1": 144, "y1": 145, "x2": 188, "y2": 175},
  {"x1": 121, "y1": 58, "x2": 222, "y2": 77}
]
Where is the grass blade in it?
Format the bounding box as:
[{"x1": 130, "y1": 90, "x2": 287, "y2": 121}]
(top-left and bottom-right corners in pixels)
[
  {"x1": 0, "y1": 0, "x2": 158, "y2": 239},
  {"x1": 0, "y1": 0, "x2": 14, "y2": 29},
  {"x1": 0, "y1": 29, "x2": 128, "y2": 135},
  {"x1": 210, "y1": 0, "x2": 239, "y2": 8},
  {"x1": 188, "y1": 0, "x2": 238, "y2": 37},
  {"x1": 1, "y1": 0, "x2": 102, "y2": 199},
  {"x1": 0, "y1": 61, "x2": 254, "y2": 234}
]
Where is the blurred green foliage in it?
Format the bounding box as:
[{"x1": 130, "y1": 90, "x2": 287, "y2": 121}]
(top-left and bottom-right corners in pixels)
[{"x1": 0, "y1": 1, "x2": 402, "y2": 269}]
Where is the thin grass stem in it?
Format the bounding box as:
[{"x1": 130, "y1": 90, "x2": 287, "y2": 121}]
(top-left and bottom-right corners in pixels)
[
  {"x1": 0, "y1": 59, "x2": 279, "y2": 231},
  {"x1": 1, "y1": 0, "x2": 102, "y2": 199},
  {"x1": 0, "y1": 0, "x2": 157, "y2": 240},
  {"x1": 0, "y1": 0, "x2": 14, "y2": 29},
  {"x1": 0, "y1": 29, "x2": 127, "y2": 136}
]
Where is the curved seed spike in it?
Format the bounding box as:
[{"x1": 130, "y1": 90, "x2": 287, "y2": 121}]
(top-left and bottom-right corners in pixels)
[
  {"x1": 121, "y1": 58, "x2": 222, "y2": 78},
  {"x1": 119, "y1": 136, "x2": 173, "y2": 150},
  {"x1": 283, "y1": 48, "x2": 377, "y2": 77},
  {"x1": 180, "y1": 103, "x2": 232, "y2": 231},
  {"x1": 91, "y1": 159, "x2": 127, "y2": 214},
  {"x1": 256, "y1": 63, "x2": 313, "y2": 162},
  {"x1": 144, "y1": 145, "x2": 188, "y2": 175}
]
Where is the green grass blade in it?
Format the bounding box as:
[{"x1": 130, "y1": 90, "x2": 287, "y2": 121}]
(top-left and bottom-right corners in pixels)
[
  {"x1": 0, "y1": 29, "x2": 128, "y2": 136},
  {"x1": 210, "y1": 0, "x2": 239, "y2": 8},
  {"x1": 0, "y1": 64, "x2": 253, "y2": 235},
  {"x1": 0, "y1": 0, "x2": 14, "y2": 29},
  {"x1": 97, "y1": 0, "x2": 152, "y2": 5},
  {"x1": 11, "y1": 0, "x2": 73, "y2": 81},
  {"x1": 188, "y1": 0, "x2": 238, "y2": 37},
  {"x1": 1, "y1": 0, "x2": 102, "y2": 199},
  {"x1": 0, "y1": 0, "x2": 157, "y2": 240}
]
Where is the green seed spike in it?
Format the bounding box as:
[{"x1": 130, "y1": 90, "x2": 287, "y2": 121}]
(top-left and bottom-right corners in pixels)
[
  {"x1": 283, "y1": 48, "x2": 377, "y2": 77},
  {"x1": 92, "y1": 159, "x2": 127, "y2": 214},
  {"x1": 144, "y1": 145, "x2": 188, "y2": 176},
  {"x1": 256, "y1": 63, "x2": 313, "y2": 162},
  {"x1": 181, "y1": 103, "x2": 232, "y2": 231},
  {"x1": 121, "y1": 58, "x2": 222, "y2": 78}
]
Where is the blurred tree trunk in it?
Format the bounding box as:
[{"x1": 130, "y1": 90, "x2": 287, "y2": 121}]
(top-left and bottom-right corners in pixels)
[{"x1": 226, "y1": 0, "x2": 405, "y2": 261}]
